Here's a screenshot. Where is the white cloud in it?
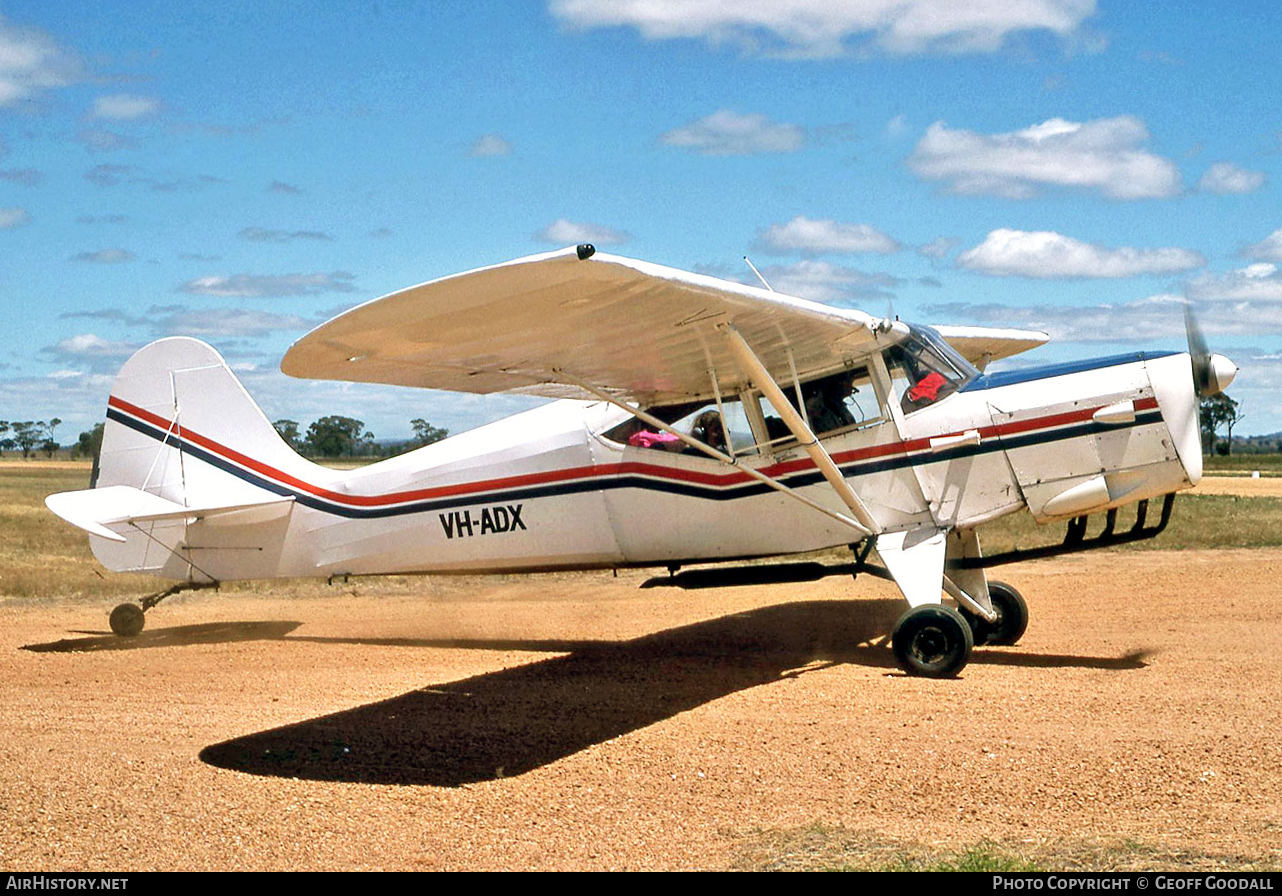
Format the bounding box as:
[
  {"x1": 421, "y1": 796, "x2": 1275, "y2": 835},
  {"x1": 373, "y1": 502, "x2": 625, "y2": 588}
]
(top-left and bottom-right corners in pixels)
[
  {"x1": 0, "y1": 167, "x2": 42, "y2": 186},
  {"x1": 91, "y1": 93, "x2": 159, "y2": 120},
  {"x1": 957, "y1": 229, "x2": 1204, "y2": 278},
  {"x1": 82, "y1": 163, "x2": 222, "y2": 192},
  {"x1": 1186, "y1": 264, "x2": 1282, "y2": 303},
  {"x1": 178, "y1": 272, "x2": 357, "y2": 298},
  {"x1": 237, "y1": 226, "x2": 333, "y2": 243},
  {"x1": 533, "y1": 218, "x2": 630, "y2": 245},
  {"x1": 924, "y1": 294, "x2": 1190, "y2": 343},
  {"x1": 1243, "y1": 229, "x2": 1282, "y2": 263},
  {"x1": 661, "y1": 110, "x2": 803, "y2": 156},
  {"x1": 469, "y1": 134, "x2": 512, "y2": 157},
  {"x1": 908, "y1": 116, "x2": 1182, "y2": 199},
  {"x1": 758, "y1": 259, "x2": 901, "y2": 304},
  {"x1": 1198, "y1": 162, "x2": 1265, "y2": 194},
  {"x1": 60, "y1": 307, "x2": 146, "y2": 327},
  {"x1": 0, "y1": 15, "x2": 81, "y2": 107},
  {"x1": 933, "y1": 262, "x2": 1282, "y2": 345},
  {"x1": 550, "y1": 0, "x2": 1096, "y2": 58},
  {"x1": 70, "y1": 248, "x2": 134, "y2": 264},
  {"x1": 917, "y1": 236, "x2": 958, "y2": 259},
  {"x1": 42, "y1": 333, "x2": 141, "y2": 370},
  {"x1": 75, "y1": 128, "x2": 137, "y2": 153},
  {"x1": 57, "y1": 304, "x2": 317, "y2": 340},
  {"x1": 83, "y1": 163, "x2": 136, "y2": 187},
  {"x1": 152, "y1": 308, "x2": 314, "y2": 338},
  {"x1": 0, "y1": 371, "x2": 116, "y2": 436},
  {"x1": 0, "y1": 206, "x2": 30, "y2": 228},
  {"x1": 757, "y1": 216, "x2": 901, "y2": 254},
  {"x1": 51, "y1": 333, "x2": 137, "y2": 355}
]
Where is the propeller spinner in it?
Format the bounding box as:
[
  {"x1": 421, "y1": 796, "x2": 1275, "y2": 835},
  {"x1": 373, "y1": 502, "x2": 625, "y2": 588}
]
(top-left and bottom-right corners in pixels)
[{"x1": 1184, "y1": 305, "x2": 1237, "y2": 396}]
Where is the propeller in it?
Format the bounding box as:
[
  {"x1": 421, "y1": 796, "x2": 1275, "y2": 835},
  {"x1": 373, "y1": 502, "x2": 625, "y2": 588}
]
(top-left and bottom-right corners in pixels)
[{"x1": 1184, "y1": 304, "x2": 1237, "y2": 396}]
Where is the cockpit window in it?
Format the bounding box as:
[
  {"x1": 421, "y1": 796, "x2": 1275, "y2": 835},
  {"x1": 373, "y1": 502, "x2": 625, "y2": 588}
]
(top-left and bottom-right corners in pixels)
[
  {"x1": 758, "y1": 366, "x2": 882, "y2": 441},
  {"x1": 882, "y1": 325, "x2": 978, "y2": 415},
  {"x1": 601, "y1": 398, "x2": 754, "y2": 457}
]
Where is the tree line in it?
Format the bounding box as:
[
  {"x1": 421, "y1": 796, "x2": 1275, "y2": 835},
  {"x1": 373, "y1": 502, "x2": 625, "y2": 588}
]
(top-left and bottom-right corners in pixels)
[
  {"x1": 0, "y1": 415, "x2": 448, "y2": 462},
  {"x1": 1199, "y1": 393, "x2": 1246, "y2": 456},
  {"x1": 271, "y1": 416, "x2": 449, "y2": 458},
  {"x1": 0, "y1": 419, "x2": 62, "y2": 458}
]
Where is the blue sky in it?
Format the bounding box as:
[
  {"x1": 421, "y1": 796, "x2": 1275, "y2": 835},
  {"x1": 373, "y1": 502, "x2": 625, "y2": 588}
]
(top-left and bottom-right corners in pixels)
[{"x1": 3, "y1": 1, "x2": 1281, "y2": 442}]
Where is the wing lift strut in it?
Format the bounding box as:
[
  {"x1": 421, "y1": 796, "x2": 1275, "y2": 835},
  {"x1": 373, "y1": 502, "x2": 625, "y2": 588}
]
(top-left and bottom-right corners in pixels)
[
  {"x1": 556, "y1": 324, "x2": 883, "y2": 542},
  {"x1": 560, "y1": 326, "x2": 1018, "y2": 628}
]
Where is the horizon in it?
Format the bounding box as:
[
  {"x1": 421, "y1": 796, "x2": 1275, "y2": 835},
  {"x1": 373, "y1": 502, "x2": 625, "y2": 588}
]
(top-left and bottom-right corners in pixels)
[{"x1": 3, "y1": 2, "x2": 1281, "y2": 438}]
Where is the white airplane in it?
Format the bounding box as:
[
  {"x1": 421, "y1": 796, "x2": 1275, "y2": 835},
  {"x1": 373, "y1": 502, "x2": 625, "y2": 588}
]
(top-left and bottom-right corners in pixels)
[{"x1": 46, "y1": 245, "x2": 1237, "y2": 676}]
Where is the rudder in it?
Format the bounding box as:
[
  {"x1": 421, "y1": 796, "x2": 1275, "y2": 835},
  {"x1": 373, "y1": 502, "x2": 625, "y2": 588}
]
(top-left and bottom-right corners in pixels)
[
  {"x1": 100, "y1": 337, "x2": 312, "y2": 505},
  {"x1": 76, "y1": 337, "x2": 326, "y2": 580}
]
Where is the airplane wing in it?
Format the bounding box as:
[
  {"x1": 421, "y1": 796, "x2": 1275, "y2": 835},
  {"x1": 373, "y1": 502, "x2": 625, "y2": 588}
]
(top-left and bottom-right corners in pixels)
[
  {"x1": 283, "y1": 246, "x2": 1050, "y2": 403},
  {"x1": 282, "y1": 247, "x2": 883, "y2": 405},
  {"x1": 931, "y1": 324, "x2": 1048, "y2": 370}
]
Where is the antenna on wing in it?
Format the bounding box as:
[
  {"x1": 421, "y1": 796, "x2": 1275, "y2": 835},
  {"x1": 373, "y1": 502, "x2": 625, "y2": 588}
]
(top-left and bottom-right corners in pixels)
[{"x1": 744, "y1": 256, "x2": 773, "y2": 292}]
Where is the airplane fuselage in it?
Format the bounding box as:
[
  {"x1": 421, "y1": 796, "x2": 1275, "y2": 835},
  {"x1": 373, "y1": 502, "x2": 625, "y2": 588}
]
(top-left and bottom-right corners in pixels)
[{"x1": 89, "y1": 348, "x2": 1200, "y2": 584}]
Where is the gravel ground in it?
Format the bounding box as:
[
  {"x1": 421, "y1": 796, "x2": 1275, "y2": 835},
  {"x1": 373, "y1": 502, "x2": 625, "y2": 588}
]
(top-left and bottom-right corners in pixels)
[
  {"x1": 1193, "y1": 476, "x2": 1282, "y2": 498},
  {"x1": 1, "y1": 547, "x2": 1280, "y2": 871}
]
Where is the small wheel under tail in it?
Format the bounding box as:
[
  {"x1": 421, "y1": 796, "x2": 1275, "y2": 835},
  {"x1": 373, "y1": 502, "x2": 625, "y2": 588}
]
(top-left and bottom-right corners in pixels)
[
  {"x1": 891, "y1": 604, "x2": 973, "y2": 678},
  {"x1": 109, "y1": 603, "x2": 145, "y2": 638}
]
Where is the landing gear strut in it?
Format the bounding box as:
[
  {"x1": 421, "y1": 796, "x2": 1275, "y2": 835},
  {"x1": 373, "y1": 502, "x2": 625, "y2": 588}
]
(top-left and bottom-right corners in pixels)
[
  {"x1": 107, "y1": 580, "x2": 218, "y2": 637},
  {"x1": 891, "y1": 604, "x2": 973, "y2": 677}
]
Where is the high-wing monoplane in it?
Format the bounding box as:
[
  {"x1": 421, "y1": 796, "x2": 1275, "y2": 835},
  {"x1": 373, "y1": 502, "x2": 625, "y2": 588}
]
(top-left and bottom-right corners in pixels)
[{"x1": 46, "y1": 245, "x2": 1237, "y2": 676}]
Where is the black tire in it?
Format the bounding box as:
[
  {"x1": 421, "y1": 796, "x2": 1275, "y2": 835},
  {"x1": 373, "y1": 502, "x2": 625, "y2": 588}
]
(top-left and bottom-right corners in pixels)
[
  {"x1": 109, "y1": 603, "x2": 145, "y2": 638},
  {"x1": 984, "y1": 581, "x2": 1028, "y2": 646},
  {"x1": 892, "y1": 605, "x2": 973, "y2": 678}
]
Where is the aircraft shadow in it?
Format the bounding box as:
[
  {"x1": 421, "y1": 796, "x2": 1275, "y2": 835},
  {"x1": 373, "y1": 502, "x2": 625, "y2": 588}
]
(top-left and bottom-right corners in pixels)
[
  {"x1": 21, "y1": 620, "x2": 303, "y2": 653},
  {"x1": 197, "y1": 599, "x2": 1148, "y2": 788},
  {"x1": 973, "y1": 648, "x2": 1151, "y2": 670},
  {"x1": 200, "y1": 599, "x2": 900, "y2": 787}
]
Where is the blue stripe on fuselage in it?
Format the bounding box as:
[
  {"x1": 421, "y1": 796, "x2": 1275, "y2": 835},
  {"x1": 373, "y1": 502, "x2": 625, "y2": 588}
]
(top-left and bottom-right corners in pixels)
[
  {"x1": 961, "y1": 351, "x2": 1178, "y2": 392},
  {"x1": 105, "y1": 403, "x2": 1164, "y2": 519}
]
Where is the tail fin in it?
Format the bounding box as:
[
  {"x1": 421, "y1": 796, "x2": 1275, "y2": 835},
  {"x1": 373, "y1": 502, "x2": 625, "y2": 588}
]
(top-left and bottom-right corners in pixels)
[
  {"x1": 50, "y1": 338, "x2": 326, "y2": 581},
  {"x1": 99, "y1": 337, "x2": 310, "y2": 501}
]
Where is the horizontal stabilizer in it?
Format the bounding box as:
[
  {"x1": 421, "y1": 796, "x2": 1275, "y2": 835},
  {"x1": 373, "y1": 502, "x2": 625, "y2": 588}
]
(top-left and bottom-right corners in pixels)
[{"x1": 46, "y1": 485, "x2": 294, "y2": 543}]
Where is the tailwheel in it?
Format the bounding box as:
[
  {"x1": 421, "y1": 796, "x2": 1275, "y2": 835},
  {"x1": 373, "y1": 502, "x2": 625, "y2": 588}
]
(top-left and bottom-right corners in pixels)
[
  {"x1": 109, "y1": 602, "x2": 145, "y2": 638},
  {"x1": 892, "y1": 604, "x2": 973, "y2": 678},
  {"x1": 961, "y1": 581, "x2": 1028, "y2": 647}
]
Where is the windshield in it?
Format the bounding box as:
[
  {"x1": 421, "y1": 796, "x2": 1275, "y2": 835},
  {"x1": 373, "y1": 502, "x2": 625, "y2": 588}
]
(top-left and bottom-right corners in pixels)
[{"x1": 882, "y1": 325, "x2": 979, "y2": 414}]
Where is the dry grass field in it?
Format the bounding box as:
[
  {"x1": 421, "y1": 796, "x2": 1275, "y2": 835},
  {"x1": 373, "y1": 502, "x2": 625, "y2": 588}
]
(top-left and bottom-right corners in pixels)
[{"x1": 2, "y1": 461, "x2": 1280, "y2": 870}]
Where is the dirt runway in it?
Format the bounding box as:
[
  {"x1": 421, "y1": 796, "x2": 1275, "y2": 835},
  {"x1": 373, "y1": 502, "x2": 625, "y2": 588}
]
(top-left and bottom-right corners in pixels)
[{"x1": 1, "y1": 548, "x2": 1280, "y2": 870}]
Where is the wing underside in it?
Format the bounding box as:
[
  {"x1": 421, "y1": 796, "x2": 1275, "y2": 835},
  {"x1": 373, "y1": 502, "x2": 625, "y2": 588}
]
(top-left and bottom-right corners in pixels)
[
  {"x1": 282, "y1": 248, "x2": 881, "y2": 405},
  {"x1": 282, "y1": 246, "x2": 1048, "y2": 403}
]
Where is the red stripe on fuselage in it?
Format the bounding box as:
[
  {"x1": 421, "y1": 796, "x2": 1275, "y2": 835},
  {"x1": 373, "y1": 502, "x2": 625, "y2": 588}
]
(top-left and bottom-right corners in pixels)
[{"x1": 106, "y1": 394, "x2": 1159, "y2": 509}]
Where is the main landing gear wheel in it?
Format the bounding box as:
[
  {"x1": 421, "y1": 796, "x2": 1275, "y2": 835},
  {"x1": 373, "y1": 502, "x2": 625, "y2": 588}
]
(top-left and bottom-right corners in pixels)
[
  {"x1": 891, "y1": 605, "x2": 973, "y2": 678},
  {"x1": 960, "y1": 581, "x2": 1029, "y2": 647},
  {"x1": 109, "y1": 603, "x2": 145, "y2": 638}
]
